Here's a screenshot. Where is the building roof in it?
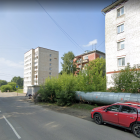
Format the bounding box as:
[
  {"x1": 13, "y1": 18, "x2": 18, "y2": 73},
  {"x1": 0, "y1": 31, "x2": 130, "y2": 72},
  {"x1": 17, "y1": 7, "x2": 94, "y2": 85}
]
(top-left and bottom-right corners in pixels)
[
  {"x1": 102, "y1": 0, "x2": 128, "y2": 14},
  {"x1": 75, "y1": 50, "x2": 105, "y2": 58},
  {"x1": 24, "y1": 46, "x2": 58, "y2": 54}
]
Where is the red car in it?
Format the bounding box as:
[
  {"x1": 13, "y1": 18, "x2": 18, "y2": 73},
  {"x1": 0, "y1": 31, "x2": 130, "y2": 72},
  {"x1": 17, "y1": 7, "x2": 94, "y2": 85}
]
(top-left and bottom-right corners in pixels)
[{"x1": 91, "y1": 101, "x2": 140, "y2": 138}]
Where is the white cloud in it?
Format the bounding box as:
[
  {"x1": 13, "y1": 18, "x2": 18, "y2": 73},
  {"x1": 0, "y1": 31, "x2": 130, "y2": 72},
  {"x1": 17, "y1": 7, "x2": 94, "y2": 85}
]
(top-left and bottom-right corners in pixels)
[
  {"x1": 0, "y1": 58, "x2": 23, "y2": 68},
  {"x1": 83, "y1": 39, "x2": 97, "y2": 47}
]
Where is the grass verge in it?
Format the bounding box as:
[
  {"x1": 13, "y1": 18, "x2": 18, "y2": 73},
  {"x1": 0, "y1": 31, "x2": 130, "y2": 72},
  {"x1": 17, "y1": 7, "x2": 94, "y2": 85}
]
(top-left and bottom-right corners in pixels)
[
  {"x1": 17, "y1": 89, "x2": 23, "y2": 93},
  {"x1": 36, "y1": 102, "x2": 98, "y2": 110},
  {"x1": 70, "y1": 103, "x2": 98, "y2": 110}
]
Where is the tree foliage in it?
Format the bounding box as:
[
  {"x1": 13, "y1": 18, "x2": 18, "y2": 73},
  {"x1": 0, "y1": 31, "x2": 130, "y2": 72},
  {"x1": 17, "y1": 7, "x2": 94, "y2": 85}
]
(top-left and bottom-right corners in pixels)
[
  {"x1": 11, "y1": 76, "x2": 23, "y2": 88},
  {"x1": 61, "y1": 51, "x2": 76, "y2": 74},
  {"x1": 37, "y1": 73, "x2": 76, "y2": 106},
  {"x1": 0, "y1": 80, "x2": 7, "y2": 87},
  {"x1": 8, "y1": 82, "x2": 16, "y2": 91},
  {"x1": 111, "y1": 63, "x2": 140, "y2": 93},
  {"x1": 37, "y1": 57, "x2": 106, "y2": 106},
  {"x1": 75, "y1": 57, "x2": 106, "y2": 91}
]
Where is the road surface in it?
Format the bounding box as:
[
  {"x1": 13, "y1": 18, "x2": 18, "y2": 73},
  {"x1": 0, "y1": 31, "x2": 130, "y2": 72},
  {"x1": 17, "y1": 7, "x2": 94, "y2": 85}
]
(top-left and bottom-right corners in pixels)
[{"x1": 0, "y1": 91, "x2": 138, "y2": 140}]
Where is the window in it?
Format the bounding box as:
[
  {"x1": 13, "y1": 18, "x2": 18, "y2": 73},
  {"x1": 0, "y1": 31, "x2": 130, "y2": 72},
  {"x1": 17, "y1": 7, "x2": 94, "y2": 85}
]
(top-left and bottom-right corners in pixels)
[
  {"x1": 50, "y1": 63, "x2": 51, "y2": 66},
  {"x1": 117, "y1": 24, "x2": 124, "y2": 34},
  {"x1": 106, "y1": 105, "x2": 120, "y2": 112},
  {"x1": 84, "y1": 56, "x2": 88, "y2": 60},
  {"x1": 121, "y1": 106, "x2": 137, "y2": 114},
  {"x1": 117, "y1": 41, "x2": 125, "y2": 50},
  {"x1": 118, "y1": 57, "x2": 125, "y2": 66},
  {"x1": 49, "y1": 67, "x2": 51, "y2": 70},
  {"x1": 49, "y1": 72, "x2": 51, "y2": 75},
  {"x1": 50, "y1": 59, "x2": 51, "y2": 61},
  {"x1": 50, "y1": 54, "x2": 52, "y2": 57},
  {"x1": 99, "y1": 55, "x2": 105, "y2": 58},
  {"x1": 117, "y1": 6, "x2": 124, "y2": 17}
]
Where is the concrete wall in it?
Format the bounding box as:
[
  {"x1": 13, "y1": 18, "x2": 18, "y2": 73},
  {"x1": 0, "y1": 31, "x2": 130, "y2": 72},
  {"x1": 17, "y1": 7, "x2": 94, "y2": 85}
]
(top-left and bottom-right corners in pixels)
[
  {"x1": 105, "y1": 0, "x2": 140, "y2": 88},
  {"x1": 38, "y1": 47, "x2": 59, "y2": 84}
]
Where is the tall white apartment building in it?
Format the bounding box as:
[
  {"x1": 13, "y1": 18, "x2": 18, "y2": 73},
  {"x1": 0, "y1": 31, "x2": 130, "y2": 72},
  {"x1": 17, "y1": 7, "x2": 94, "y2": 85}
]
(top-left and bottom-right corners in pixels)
[
  {"x1": 24, "y1": 47, "x2": 59, "y2": 93},
  {"x1": 102, "y1": 0, "x2": 140, "y2": 89}
]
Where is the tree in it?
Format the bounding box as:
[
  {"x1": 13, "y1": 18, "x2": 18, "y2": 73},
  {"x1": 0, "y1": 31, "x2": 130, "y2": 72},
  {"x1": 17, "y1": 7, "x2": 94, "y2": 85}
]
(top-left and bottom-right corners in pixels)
[
  {"x1": 84, "y1": 57, "x2": 106, "y2": 91},
  {"x1": 61, "y1": 51, "x2": 76, "y2": 74},
  {"x1": 0, "y1": 80, "x2": 7, "y2": 87},
  {"x1": 11, "y1": 76, "x2": 23, "y2": 88}
]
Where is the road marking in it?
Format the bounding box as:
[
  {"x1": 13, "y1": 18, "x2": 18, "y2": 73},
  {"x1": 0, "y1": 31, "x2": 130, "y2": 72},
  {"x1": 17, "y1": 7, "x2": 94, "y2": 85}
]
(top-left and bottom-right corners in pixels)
[{"x1": 3, "y1": 115, "x2": 21, "y2": 139}]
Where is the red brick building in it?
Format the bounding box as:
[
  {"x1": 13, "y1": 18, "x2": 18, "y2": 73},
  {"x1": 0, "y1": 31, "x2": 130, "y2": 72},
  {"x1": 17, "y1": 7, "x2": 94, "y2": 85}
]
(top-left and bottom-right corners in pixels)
[{"x1": 73, "y1": 50, "x2": 105, "y2": 75}]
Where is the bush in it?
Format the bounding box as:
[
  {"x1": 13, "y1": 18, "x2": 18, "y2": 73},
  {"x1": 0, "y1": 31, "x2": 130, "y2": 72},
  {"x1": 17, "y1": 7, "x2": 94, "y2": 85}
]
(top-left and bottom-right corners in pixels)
[
  {"x1": 56, "y1": 91, "x2": 75, "y2": 106},
  {"x1": 37, "y1": 73, "x2": 76, "y2": 106},
  {"x1": 55, "y1": 73, "x2": 76, "y2": 106},
  {"x1": 37, "y1": 58, "x2": 106, "y2": 106},
  {"x1": 37, "y1": 77, "x2": 58, "y2": 103},
  {"x1": 1, "y1": 85, "x2": 13, "y2": 92},
  {"x1": 8, "y1": 82, "x2": 16, "y2": 91},
  {"x1": 112, "y1": 63, "x2": 140, "y2": 93}
]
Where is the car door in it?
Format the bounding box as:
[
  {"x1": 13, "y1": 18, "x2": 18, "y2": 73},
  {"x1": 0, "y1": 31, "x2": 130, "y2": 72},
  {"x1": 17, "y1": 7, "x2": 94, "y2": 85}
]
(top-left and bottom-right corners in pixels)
[
  {"x1": 102, "y1": 105, "x2": 120, "y2": 124},
  {"x1": 119, "y1": 105, "x2": 137, "y2": 127}
]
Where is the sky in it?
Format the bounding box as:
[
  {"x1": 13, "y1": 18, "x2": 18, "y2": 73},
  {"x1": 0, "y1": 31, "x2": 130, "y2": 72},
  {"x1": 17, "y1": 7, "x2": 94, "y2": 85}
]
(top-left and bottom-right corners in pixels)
[{"x1": 0, "y1": 0, "x2": 115, "y2": 82}]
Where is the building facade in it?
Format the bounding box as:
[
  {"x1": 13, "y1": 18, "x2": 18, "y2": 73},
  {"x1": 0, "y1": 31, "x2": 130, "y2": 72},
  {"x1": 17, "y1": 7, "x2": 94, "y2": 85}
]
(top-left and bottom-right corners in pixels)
[
  {"x1": 24, "y1": 47, "x2": 59, "y2": 93},
  {"x1": 73, "y1": 50, "x2": 105, "y2": 75},
  {"x1": 102, "y1": 0, "x2": 140, "y2": 89}
]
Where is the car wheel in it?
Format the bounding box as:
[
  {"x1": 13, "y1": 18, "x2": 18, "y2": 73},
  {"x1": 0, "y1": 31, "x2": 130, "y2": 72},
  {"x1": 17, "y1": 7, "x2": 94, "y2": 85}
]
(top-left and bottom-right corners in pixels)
[
  {"x1": 132, "y1": 124, "x2": 140, "y2": 138},
  {"x1": 94, "y1": 114, "x2": 102, "y2": 125}
]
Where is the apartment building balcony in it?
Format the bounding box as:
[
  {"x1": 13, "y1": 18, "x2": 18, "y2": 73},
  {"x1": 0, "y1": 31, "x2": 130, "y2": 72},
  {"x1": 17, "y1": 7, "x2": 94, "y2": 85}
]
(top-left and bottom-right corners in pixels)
[
  {"x1": 24, "y1": 79, "x2": 31, "y2": 82},
  {"x1": 34, "y1": 62, "x2": 38, "y2": 66},
  {"x1": 34, "y1": 77, "x2": 38, "y2": 81},
  {"x1": 34, "y1": 58, "x2": 38, "y2": 62},
  {"x1": 82, "y1": 59, "x2": 89, "y2": 63},
  {"x1": 76, "y1": 59, "x2": 89, "y2": 64},
  {"x1": 34, "y1": 66, "x2": 38, "y2": 71}
]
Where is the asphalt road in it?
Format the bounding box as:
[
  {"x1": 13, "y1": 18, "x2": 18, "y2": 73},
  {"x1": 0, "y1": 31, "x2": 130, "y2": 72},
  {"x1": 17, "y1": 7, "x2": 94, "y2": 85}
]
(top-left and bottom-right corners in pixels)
[{"x1": 0, "y1": 91, "x2": 139, "y2": 140}]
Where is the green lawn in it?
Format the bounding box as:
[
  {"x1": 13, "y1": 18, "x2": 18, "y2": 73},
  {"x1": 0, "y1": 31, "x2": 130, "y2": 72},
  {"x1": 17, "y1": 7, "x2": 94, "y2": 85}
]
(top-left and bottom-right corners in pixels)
[{"x1": 17, "y1": 89, "x2": 23, "y2": 93}]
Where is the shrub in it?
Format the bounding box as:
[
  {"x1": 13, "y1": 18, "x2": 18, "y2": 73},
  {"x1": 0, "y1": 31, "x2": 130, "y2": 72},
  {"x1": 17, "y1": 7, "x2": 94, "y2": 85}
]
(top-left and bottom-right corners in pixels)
[
  {"x1": 55, "y1": 73, "x2": 76, "y2": 106},
  {"x1": 37, "y1": 77, "x2": 58, "y2": 103},
  {"x1": 8, "y1": 82, "x2": 16, "y2": 91},
  {"x1": 38, "y1": 73, "x2": 76, "y2": 106},
  {"x1": 1, "y1": 85, "x2": 12, "y2": 92},
  {"x1": 112, "y1": 63, "x2": 140, "y2": 93},
  {"x1": 56, "y1": 91, "x2": 75, "y2": 106}
]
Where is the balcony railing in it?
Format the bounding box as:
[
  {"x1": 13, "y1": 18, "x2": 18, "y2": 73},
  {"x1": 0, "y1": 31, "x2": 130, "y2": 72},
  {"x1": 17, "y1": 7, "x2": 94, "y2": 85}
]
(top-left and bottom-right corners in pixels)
[
  {"x1": 76, "y1": 59, "x2": 89, "y2": 64},
  {"x1": 82, "y1": 59, "x2": 89, "y2": 63}
]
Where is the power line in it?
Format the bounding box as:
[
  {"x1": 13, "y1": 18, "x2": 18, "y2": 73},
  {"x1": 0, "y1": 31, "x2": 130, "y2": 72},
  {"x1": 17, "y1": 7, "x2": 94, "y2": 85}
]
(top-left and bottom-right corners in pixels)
[
  {"x1": 36, "y1": 0, "x2": 85, "y2": 51},
  {"x1": 96, "y1": 40, "x2": 105, "y2": 51}
]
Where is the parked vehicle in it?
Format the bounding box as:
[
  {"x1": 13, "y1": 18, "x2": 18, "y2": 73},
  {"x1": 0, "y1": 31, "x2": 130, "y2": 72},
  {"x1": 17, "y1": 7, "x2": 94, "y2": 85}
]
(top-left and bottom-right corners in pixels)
[{"x1": 91, "y1": 101, "x2": 140, "y2": 138}]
